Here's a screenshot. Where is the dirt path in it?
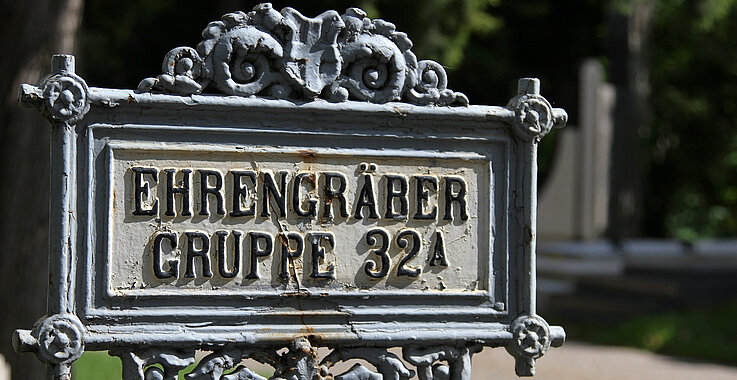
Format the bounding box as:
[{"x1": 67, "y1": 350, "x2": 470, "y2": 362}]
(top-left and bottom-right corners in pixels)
[{"x1": 471, "y1": 342, "x2": 737, "y2": 380}]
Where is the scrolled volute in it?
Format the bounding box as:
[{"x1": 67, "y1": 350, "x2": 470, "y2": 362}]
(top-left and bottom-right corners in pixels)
[
  {"x1": 110, "y1": 349, "x2": 195, "y2": 380},
  {"x1": 403, "y1": 345, "x2": 482, "y2": 380},
  {"x1": 322, "y1": 347, "x2": 415, "y2": 380}
]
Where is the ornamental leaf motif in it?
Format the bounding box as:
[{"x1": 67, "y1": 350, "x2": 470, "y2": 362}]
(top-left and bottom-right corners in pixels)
[{"x1": 280, "y1": 7, "x2": 344, "y2": 97}]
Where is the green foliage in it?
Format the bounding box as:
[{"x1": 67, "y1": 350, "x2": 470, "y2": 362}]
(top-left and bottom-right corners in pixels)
[
  {"x1": 348, "y1": 0, "x2": 502, "y2": 68},
  {"x1": 72, "y1": 352, "x2": 121, "y2": 380},
  {"x1": 406, "y1": 0, "x2": 502, "y2": 68},
  {"x1": 644, "y1": 0, "x2": 737, "y2": 239},
  {"x1": 570, "y1": 301, "x2": 737, "y2": 365},
  {"x1": 72, "y1": 353, "x2": 201, "y2": 380}
]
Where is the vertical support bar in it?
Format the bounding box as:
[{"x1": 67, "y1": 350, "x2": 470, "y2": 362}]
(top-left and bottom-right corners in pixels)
[
  {"x1": 516, "y1": 78, "x2": 541, "y2": 316},
  {"x1": 525, "y1": 142, "x2": 537, "y2": 316},
  {"x1": 512, "y1": 139, "x2": 538, "y2": 317},
  {"x1": 47, "y1": 121, "x2": 75, "y2": 315},
  {"x1": 506, "y1": 78, "x2": 564, "y2": 376},
  {"x1": 51, "y1": 54, "x2": 75, "y2": 74},
  {"x1": 47, "y1": 55, "x2": 77, "y2": 316},
  {"x1": 49, "y1": 363, "x2": 72, "y2": 380},
  {"x1": 517, "y1": 78, "x2": 540, "y2": 97}
]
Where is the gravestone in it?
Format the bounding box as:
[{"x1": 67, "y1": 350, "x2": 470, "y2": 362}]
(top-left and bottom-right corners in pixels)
[
  {"x1": 13, "y1": 4, "x2": 566, "y2": 379},
  {"x1": 538, "y1": 59, "x2": 615, "y2": 241},
  {"x1": 0, "y1": 354, "x2": 9, "y2": 380}
]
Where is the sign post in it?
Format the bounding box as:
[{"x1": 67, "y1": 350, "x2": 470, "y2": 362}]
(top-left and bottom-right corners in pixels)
[{"x1": 14, "y1": 4, "x2": 566, "y2": 379}]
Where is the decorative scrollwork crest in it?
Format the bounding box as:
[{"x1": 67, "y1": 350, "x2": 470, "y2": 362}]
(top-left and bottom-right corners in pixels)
[{"x1": 138, "y1": 3, "x2": 468, "y2": 106}]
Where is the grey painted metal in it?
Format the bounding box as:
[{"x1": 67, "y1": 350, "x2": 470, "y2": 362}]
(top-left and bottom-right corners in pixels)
[{"x1": 13, "y1": 4, "x2": 566, "y2": 379}]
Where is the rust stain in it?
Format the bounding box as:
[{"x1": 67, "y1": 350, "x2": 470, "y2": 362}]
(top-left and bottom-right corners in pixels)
[
  {"x1": 306, "y1": 173, "x2": 316, "y2": 186},
  {"x1": 127, "y1": 94, "x2": 137, "y2": 103},
  {"x1": 297, "y1": 149, "x2": 318, "y2": 166},
  {"x1": 297, "y1": 149, "x2": 317, "y2": 158},
  {"x1": 281, "y1": 290, "x2": 311, "y2": 297},
  {"x1": 392, "y1": 105, "x2": 407, "y2": 117}
]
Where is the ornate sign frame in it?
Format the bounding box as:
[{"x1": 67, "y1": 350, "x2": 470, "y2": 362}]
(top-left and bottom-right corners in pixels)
[{"x1": 14, "y1": 4, "x2": 566, "y2": 379}]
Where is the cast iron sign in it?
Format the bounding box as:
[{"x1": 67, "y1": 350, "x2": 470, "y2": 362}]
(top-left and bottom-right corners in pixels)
[{"x1": 14, "y1": 4, "x2": 566, "y2": 379}]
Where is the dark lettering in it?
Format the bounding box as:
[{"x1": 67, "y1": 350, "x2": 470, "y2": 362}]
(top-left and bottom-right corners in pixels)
[
  {"x1": 215, "y1": 230, "x2": 240, "y2": 278},
  {"x1": 184, "y1": 231, "x2": 212, "y2": 278},
  {"x1": 354, "y1": 174, "x2": 379, "y2": 220},
  {"x1": 198, "y1": 170, "x2": 225, "y2": 216},
  {"x1": 443, "y1": 176, "x2": 468, "y2": 221},
  {"x1": 152, "y1": 232, "x2": 178, "y2": 279},
  {"x1": 385, "y1": 175, "x2": 408, "y2": 219},
  {"x1": 292, "y1": 172, "x2": 317, "y2": 218},
  {"x1": 260, "y1": 171, "x2": 288, "y2": 218},
  {"x1": 165, "y1": 169, "x2": 192, "y2": 217},
  {"x1": 322, "y1": 172, "x2": 348, "y2": 219},
  {"x1": 230, "y1": 170, "x2": 257, "y2": 217},
  {"x1": 132, "y1": 167, "x2": 158, "y2": 216},
  {"x1": 413, "y1": 175, "x2": 437, "y2": 220},
  {"x1": 429, "y1": 230, "x2": 448, "y2": 266},
  {"x1": 246, "y1": 232, "x2": 273, "y2": 279},
  {"x1": 396, "y1": 229, "x2": 422, "y2": 277},
  {"x1": 278, "y1": 232, "x2": 304, "y2": 280},
  {"x1": 308, "y1": 232, "x2": 335, "y2": 279},
  {"x1": 364, "y1": 228, "x2": 390, "y2": 278}
]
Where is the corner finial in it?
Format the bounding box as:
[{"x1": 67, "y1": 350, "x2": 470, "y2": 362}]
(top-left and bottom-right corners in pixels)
[
  {"x1": 51, "y1": 54, "x2": 75, "y2": 75},
  {"x1": 22, "y1": 54, "x2": 91, "y2": 124},
  {"x1": 517, "y1": 78, "x2": 540, "y2": 96},
  {"x1": 509, "y1": 77, "x2": 553, "y2": 141}
]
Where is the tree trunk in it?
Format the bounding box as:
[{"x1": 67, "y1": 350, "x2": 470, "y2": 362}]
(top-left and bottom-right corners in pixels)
[
  {"x1": 605, "y1": 1, "x2": 653, "y2": 240},
  {"x1": 0, "y1": 1, "x2": 82, "y2": 379}
]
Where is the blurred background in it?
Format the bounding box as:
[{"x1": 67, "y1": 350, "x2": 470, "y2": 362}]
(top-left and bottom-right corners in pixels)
[{"x1": 1, "y1": 0, "x2": 737, "y2": 379}]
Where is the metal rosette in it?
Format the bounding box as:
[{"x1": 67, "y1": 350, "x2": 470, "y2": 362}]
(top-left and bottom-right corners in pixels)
[
  {"x1": 32, "y1": 314, "x2": 86, "y2": 365},
  {"x1": 509, "y1": 93, "x2": 554, "y2": 142},
  {"x1": 506, "y1": 314, "x2": 552, "y2": 376},
  {"x1": 39, "y1": 71, "x2": 90, "y2": 124},
  {"x1": 508, "y1": 315, "x2": 551, "y2": 359}
]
